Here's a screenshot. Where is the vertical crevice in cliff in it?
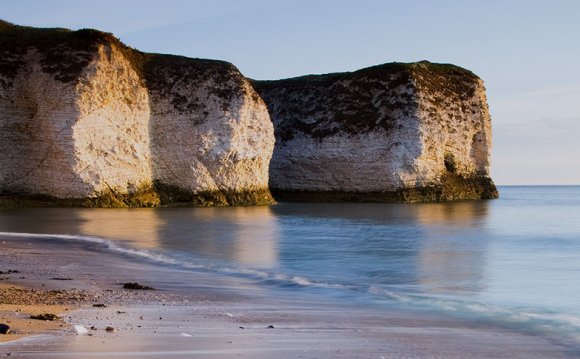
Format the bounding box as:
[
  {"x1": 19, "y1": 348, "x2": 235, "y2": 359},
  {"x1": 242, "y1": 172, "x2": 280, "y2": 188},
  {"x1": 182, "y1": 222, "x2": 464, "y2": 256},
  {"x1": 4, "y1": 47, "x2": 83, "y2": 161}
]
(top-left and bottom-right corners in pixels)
[{"x1": 470, "y1": 132, "x2": 489, "y2": 175}]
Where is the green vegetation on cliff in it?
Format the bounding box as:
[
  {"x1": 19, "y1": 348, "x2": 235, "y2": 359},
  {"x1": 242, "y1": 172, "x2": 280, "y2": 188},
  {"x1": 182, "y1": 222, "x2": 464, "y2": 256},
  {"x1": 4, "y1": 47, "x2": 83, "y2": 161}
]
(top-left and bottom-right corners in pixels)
[{"x1": 252, "y1": 61, "x2": 479, "y2": 141}]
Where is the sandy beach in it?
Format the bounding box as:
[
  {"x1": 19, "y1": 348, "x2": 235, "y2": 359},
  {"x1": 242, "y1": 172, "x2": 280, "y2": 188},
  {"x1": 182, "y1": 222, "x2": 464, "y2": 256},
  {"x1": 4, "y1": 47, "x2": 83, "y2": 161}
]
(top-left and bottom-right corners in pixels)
[
  {"x1": 0, "y1": 284, "x2": 72, "y2": 344},
  {"x1": 0, "y1": 234, "x2": 577, "y2": 359}
]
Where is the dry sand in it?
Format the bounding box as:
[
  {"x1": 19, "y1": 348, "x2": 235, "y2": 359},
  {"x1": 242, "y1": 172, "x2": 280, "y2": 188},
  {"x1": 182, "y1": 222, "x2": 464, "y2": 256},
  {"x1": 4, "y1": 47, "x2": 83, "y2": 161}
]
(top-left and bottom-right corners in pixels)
[
  {"x1": 1, "y1": 236, "x2": 578, "y2": 358},
  {"x1": 0, "y1": 283, "x2": 73, "y2": 343}
]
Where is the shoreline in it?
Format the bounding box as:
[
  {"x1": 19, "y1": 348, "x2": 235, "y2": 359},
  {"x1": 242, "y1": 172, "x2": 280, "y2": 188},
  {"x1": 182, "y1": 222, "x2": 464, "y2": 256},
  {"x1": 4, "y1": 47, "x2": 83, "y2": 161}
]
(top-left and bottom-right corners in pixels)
[{"x1": 0, "y1": 234, "x2": 577, "y2": 358}]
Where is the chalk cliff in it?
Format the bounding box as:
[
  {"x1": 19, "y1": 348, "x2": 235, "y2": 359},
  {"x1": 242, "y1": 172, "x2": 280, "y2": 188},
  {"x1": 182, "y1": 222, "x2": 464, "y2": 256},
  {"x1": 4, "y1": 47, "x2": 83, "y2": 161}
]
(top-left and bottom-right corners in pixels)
[
  {"x1": 0, "y1": 21, "x2": 497, "y2": 206},
  {"x1": 253, "y1": 62, "x2": 498, "y2": 202},
  {"x1": 0, "y1": 21, "x2": 274, "y2": 206}
]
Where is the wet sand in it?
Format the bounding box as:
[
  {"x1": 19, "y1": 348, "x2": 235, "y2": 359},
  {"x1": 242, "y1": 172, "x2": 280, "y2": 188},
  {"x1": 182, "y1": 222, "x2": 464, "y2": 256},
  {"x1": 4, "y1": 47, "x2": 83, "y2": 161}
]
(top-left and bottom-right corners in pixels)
[{"x1": 0, "y1": 236, "x2": 577, "y2": 358}]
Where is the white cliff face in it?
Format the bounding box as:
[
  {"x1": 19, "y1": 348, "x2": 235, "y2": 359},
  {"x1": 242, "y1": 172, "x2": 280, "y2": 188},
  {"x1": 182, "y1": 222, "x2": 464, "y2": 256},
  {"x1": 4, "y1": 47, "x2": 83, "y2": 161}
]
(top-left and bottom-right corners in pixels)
[
  {"x1": 73, "y1": 44, "x2": 152, "y2": 196},
  {"x1": 0, "y1": 23, "x2": 494, "y2": 205},
  {"x1": 270, "y1": 128, "x2": 419, "y2": 192},
  {"x1": 255, "y1": 61, "x2": 497, "y2": 201},
  {"x1": 0, "y1": 49, "x2": 85, "y2": 198},
  {"x1": 147, "y1": 59, "x2": 274, "y2": 200},
  {"x1": 257, "y1": 69, "x2": 421, "y2": 194},
  {"x1": 0, "y1": 25, "x2": 274, "y2": 206},
  {"x1": 0, "y1": 44, "x2": 151, "y2": 199},
  {"x1": 411, "y1": 67, "x2": 493, "y2": 188}
]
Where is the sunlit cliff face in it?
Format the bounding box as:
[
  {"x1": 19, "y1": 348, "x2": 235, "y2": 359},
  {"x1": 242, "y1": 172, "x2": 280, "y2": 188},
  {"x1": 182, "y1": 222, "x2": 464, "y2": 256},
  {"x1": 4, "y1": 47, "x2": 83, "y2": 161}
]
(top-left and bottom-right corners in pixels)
[{"x1": 0, "y1": 24, "x2": 275, "y2": 207}]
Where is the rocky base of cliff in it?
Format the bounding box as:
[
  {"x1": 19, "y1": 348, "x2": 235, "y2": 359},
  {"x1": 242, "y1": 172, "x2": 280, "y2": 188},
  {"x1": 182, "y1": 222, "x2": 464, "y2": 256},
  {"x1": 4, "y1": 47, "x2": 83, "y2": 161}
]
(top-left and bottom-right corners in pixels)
[
  {"x1": 271, "y1": 173, "x2": 498, "y2": 203},
  {"x1": 0, "y1": 186, "x2": 274, "y2": 209}
]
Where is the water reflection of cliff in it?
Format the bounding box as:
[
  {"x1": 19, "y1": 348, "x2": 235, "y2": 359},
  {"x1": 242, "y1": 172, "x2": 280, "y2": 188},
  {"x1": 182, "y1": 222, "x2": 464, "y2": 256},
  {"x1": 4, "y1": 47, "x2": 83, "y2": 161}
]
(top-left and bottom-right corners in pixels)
[
  {"x1": 77, "y1": 209, "x2": 164, "y2": 249},
  {"x1": 79, "y1": 207, "x2": 280, "y2": 268},
  {"x1": 0, "y1": 202, "x2": 490, "y2": 295},
  {"x1": 153, "y1": 207, "x2": 280, "y2": 268},
  {"x1": 0, "y1": 208, "x2": 86, "y2": 235},
  {"x1": 414, "y1": 201, "x2": 489, "y2": 227},
  {"x1": 0, "y1": 207, "x2": 280, "y2": 269},
  {"x1": 414, "y1": 201, "x2": 490, "y2": 295},
  {"x1": 270, "y1": 201, "x2": 490, "y2": 295}
]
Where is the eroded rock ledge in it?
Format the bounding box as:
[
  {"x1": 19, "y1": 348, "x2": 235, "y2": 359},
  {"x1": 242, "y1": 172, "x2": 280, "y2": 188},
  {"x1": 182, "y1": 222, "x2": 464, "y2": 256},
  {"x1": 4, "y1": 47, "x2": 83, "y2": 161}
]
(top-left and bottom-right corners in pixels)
[
  {"x1": 253, "y1": 62, "x2": 498, "y2": 202},
  {"x1": 0, "y1": 21, "x2": 274, "y2": 207}
]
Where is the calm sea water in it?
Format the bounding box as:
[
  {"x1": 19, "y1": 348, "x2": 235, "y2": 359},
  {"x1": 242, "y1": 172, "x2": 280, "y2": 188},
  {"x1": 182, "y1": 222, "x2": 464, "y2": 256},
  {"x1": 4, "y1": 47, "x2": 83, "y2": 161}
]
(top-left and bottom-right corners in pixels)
[{"x1": 1, "y1": 186, "x2": 579, "y2": 344}]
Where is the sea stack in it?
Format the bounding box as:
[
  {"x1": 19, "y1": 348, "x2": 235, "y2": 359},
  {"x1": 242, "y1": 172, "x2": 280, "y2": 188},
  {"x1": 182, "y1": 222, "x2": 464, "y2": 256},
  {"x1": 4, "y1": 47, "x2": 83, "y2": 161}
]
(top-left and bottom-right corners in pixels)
[
  {"x1": 0, "y1": 20, "x2": 498, "y2": 207},
  {"x1": 253, "y1": 62, "x2": 499, "y2": 202},
  {"x1": 0, "y1": 21, "x2": 275, "y2": 206}
]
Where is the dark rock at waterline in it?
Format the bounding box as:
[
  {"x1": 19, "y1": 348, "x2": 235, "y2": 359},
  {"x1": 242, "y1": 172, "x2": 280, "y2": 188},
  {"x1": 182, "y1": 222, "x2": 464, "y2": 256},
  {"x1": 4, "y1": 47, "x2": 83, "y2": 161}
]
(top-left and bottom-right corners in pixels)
[
  {"x1": 0, "y1": 270, "x2": 20, "y2": 275},
  {"x1": 267, "y1": 325, "x2": 275, "y2": 329},
  {"x1": 0, "y1": 323, "x2": 10, "y2": 334},
  {"x1": 29, "y1": 313, "x2": 59, "y2": 321},
  {"x1": 122, "y1": 282, "x2": 155, "y2": 290},
  {"x1": 92, "y1": 303, "x2": 107, "y2": 308},
  {"x1": 30, "y1": 313, "x2": 59, "y2": 321}
]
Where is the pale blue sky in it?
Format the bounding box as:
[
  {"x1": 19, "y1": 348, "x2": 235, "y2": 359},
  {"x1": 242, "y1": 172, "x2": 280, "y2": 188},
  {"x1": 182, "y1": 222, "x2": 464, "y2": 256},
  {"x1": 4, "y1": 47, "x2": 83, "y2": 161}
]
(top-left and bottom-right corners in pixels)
[{"x1": 4, "y1": 0, "x2": 580, "y2": 184}]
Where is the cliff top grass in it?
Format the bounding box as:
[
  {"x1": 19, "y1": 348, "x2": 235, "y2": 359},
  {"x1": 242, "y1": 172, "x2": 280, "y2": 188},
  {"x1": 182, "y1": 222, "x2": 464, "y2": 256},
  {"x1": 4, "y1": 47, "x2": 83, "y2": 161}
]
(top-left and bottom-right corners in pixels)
[
  {"x1": 253, "y1": 61, "x2": 481, "y2": 140},
  {"x1": 0, "y1": 20, "x2": 242, "y2": 89},
  {"x1": 0, "y1": 20, "x2": 118, "y2": 48},
  {"x1": 253, "y1": 61, "x2": 480, "y2": 102},
  {"x1": 253, "y1": 61, "x2": 479, "y2": 87},
  {"x1": 0, "y1": 20, "x2": 121, "y2": 82}
]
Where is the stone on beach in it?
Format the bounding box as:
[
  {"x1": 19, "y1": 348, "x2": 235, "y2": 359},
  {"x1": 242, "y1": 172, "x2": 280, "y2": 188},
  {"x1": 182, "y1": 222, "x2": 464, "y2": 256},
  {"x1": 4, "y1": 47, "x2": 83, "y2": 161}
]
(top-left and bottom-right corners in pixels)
[
  {"x1": 70, "y1": 325, "x2": 89, "y2": 335},
  {"x1": 0, "y1": 270, "x2": 20, "y2": 275},
  {"x1": 122, "y1": 282, "x2": 155, "y2": 290},
  {"x1": 29, "y1": 313, "x2": 59, "y2": 321},
  {"x1": 0, "y1": 323, "x2": 11, "y2": 334}
]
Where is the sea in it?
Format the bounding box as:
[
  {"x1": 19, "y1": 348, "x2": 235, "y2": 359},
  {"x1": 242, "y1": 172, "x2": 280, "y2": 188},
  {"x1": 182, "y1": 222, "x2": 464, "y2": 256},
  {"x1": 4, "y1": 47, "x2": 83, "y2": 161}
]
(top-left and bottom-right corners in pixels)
[{"x1": 1, "y1": 185, "x2": 579, "y2": 349}]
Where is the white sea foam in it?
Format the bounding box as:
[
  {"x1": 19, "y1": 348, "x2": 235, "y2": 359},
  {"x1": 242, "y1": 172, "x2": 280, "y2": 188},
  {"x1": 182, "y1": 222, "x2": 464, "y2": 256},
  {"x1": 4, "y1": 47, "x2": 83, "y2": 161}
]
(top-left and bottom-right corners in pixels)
[
  {"x1": 0, "y1": 231, "x2": 349, "y2": 291},
  {"x1": 0, "y1": 231, "x2": 183, "y2": 267},
  {"x1": 366, "y1": 283, "x2": 580, "y2": 342}
]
